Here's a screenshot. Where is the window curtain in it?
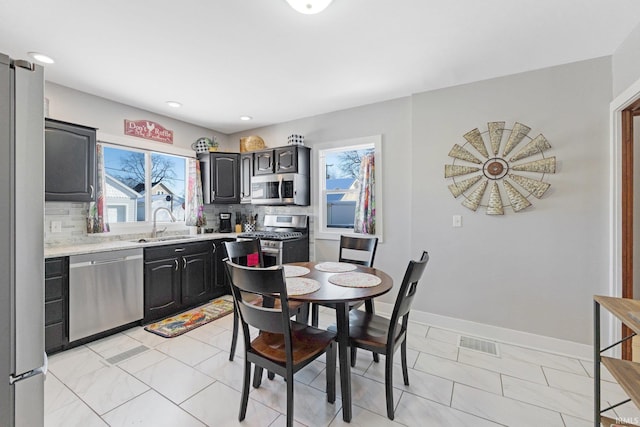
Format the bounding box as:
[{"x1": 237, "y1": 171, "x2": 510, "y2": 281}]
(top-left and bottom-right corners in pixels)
[
  {"x1": 185, "y1": 158, "x2": 206, "y2": 227},
  {"x1": 87, "y1": 143, "x2": 110, "y2": 233},
  {"x1": 353, "y1": 153, "x2": 375, "y2": 234}
]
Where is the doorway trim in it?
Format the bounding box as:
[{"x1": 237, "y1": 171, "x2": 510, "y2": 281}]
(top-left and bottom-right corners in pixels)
[{"x1": 609, "y1": 76, "x2": 640, "y2": 355}]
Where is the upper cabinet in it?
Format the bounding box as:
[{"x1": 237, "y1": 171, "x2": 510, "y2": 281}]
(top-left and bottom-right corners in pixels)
[
  {"x1": 240, "y1": 153, "x2": 253, "y2": 204},
  {"x1": 254, "y1": 146, "x2": 310, "y2": 176},
  {"x1": 45, "y1": 118, "x2": 96, "y2": 202},
  {"x1": 198, "y1": 152, "x2": 240, "y2": 204}
]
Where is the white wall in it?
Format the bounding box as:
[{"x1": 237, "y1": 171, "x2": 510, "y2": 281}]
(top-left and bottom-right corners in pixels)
[
  {"x1": 613, "y1": 22, "x2": 640, "y2": 98},
  {"x1": 410, "y1": 57, "x2": 612, "y2": 345},
  {"x1": 228, "y1": 97, "x2": 414, "y2": 301}
]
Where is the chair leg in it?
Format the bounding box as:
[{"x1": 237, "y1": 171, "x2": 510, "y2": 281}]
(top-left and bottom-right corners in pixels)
[
  {"x1": 253, "y1": 366, "x2": 263, "y2": 388},
  {"x1": 229, "y1": 308, "x2": 239, "y2": 361},
  {"x1": 286, "y1": 372, "x2": 295, "y2": 427},
  {"x1": 350, "y1": 346, "x2": 357, "y2": 367},
  {"x1": 401, "y1": 339, "x2": 410, "y2": 385},
  {"x1": 364, "y1": 300, "x2": 380, "y2": 363},
  {"x1": 311, "y1": 303, "x2": 319, "y2": 327},
  {"x1": 239, "y1": 359, "x2": 251, "y2": 421},
  {"x1": 385, "y1": 351, "x2": 395, "y2": 420},
  {"x1": 326, "y1": 342, "x2": 336, "y2": 403}
]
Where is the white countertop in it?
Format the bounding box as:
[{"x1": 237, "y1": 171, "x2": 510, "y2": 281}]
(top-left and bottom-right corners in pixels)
[{"x1": 44, "y1": 232, "x2": 239, "y2": 258}]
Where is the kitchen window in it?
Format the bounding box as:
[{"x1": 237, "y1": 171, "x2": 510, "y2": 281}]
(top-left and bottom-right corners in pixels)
[
  {"x1": 103, "y1": 144, "x2": 187, "y2": 224},
  {"x1": 316, "y1": 135, "x2": 382, "y2": 240}
]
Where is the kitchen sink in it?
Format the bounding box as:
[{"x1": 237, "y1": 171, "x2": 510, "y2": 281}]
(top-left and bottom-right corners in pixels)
[{"x1": 130, "y1": 235, "x2": 194, "y2": 244}]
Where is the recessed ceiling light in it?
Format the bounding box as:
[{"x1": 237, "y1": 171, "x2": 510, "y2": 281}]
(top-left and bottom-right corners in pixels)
[
  {"x1": 240, "y1": 116, "x2": 253, "y2": 121},
  {"x1": 166, "y1": 101, "x2": 182, "y2": 108},
  {"x1": 27, "y1": 52, "x2": 54, "y2": 64},
  {"x1": 286, "y1": 0, "x2": 333, "y2": 14}
]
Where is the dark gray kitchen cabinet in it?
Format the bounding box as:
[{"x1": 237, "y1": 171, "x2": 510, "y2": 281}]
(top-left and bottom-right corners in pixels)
[
  {"x1": 144, "y1": 241, "x2": 214, "y2": 323},
  {"x1": 253, "y1": 145, "x2": 310, "y2": 176},
  {"x1": 240, "y1": 153, "x2": 253, "y2": 204},
  {"x1": 144, "y1": 253, "x2": 181, "y2": 322},
  {"x1": 254, "y1": 150, "x2": 275, "y2": 175},
  {"x1": 45, "y1": 257, "x2": 68, "y2": 354},
  {"x1": 198, "y1": 152, "x2": 240, "y2": 204},
  {"x1": 45, "y1": 118, "x2": 97, "y2": 202}
]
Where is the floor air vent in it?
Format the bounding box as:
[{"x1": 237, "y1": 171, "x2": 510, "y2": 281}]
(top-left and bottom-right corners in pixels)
[
  {"x1": 105, "y1": 345, "x2": 149, "y2": 365},
  {"x1": 458, "y1": 336, "x2": 499, "y2": 356}
]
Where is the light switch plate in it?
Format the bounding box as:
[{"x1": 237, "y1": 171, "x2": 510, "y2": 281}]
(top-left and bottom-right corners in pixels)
[
  {"x1": 452, "y1": 215, "x2": 462, "y2": 228},
  {"x1": 51, "y1": 221, "x2": 62, "y2": 233}
]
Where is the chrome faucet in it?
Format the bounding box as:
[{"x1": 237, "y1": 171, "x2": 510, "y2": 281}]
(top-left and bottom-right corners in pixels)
[{"x1": 151, "y1": 207, "x2": 177, "y2": 237}]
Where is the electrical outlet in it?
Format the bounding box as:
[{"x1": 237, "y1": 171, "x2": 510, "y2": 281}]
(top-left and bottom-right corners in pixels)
[
  {"x1": 51, "y1": 221, "x2": 62, "y2": 233},
  {"x1": 452, "y1": 215, "x2": 462, "y2": 228}
]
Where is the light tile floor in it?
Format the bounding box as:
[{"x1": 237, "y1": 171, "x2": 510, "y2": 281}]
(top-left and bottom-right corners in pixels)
[{"x1": 44, "y1": 308, "x2": 640, "y2": 426}]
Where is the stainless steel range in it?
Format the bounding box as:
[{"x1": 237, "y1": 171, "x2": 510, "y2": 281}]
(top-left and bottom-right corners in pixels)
[{"x1": 237, "y1": 214, "x2": 309, "y2": 266}]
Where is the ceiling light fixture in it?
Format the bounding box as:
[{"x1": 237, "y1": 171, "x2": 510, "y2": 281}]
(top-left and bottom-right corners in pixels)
[
  {"x1": 285, "y1": 0, "x2": 333, "y2": 15},
  {"x1": 27, "y1": 52, "x2": 55, "y2": 64},
  {"x1": 240, "y1": 116, "x2": 253, "y2": 121},
  {"x1": 166, "y1": 101, "x2": 182, "y2": 108}
]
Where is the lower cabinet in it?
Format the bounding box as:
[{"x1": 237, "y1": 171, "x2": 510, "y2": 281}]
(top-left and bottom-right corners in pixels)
[
  {"x1": 45, "y1": 257, "x2": 69, "y2": 354},
  {"x1": 144, "y1": 239, "x2": 231, "y2": 323}
]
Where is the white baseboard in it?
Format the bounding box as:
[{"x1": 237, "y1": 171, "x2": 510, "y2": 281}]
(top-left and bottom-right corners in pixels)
[{"x1": 374, "y1": 302, "x2": 593, "y2": 361}]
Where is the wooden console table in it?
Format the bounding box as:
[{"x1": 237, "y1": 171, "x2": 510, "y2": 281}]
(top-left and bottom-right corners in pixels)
[{"x1": 593, "y1": 295, "x2": 640, "y2": 426}]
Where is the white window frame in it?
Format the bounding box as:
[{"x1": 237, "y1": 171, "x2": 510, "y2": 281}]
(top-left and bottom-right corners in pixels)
[
  {"x1": 100, "y1": 141, "x2": 189, "y2": 234},
  {"x1": 315, "y1": 135, "x2": 383, "y2": 241}
]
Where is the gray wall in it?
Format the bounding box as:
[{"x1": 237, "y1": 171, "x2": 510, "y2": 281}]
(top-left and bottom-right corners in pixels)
[
  {"x1": 411, "y1": 57, "x2": 612, "y2": 345},
  {"x1": 45, "y1": 82, "x2": 227, "y2": 151},
  {"x1": 231, "y1": 57, "x2": 612, "y2": 345},
  {"x1": 46, "y1": 56, "x2": 616, "y2": 346},
  {"x1": 228, "y1": 97, "x2": 414, "y2": 292},
  {"x1": 613, "y1": 22, "x2": 640, "y2": 98}
]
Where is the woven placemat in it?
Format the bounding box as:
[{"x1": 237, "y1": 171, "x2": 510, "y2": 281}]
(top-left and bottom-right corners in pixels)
[
  {"x1": 284, "y1": 265, "x2": 311, "y2": 277},
  {"x1": 315, "y1": 262, "x2": 357, "y2": 273},
  {"x1": 286, "y1": 277, "x2": 321, "y2": 295},
  {"x1": 328, "y1": 272, "x2": 381, "y2": 288}
]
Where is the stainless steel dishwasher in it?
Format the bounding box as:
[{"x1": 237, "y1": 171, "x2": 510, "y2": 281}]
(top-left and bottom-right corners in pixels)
[{"x1": 68, "y1": 248, "x2": 143, "y2": 342}]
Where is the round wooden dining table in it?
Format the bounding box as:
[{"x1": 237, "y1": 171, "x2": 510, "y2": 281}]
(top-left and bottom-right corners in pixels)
[{"x1": 285, "y1": 261, "x2": 393, "y2": 422}]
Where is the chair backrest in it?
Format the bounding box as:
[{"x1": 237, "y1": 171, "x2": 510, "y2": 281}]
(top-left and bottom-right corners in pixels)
[
  {"x1": 388, "y1": 251, "x2": 429, "y2": 341},
  {"x1": 224, "y1": 239, "x2": 263, "y2": 267},
  {"x1": 224, "y1": 260, "x2": 291, "y2": 337},
  {"x1": 339, "y1": 235, "x2": 378, "y2": 267}
]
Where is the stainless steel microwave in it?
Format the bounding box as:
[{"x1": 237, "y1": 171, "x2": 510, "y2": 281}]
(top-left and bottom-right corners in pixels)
[{"x1": 251, "y1": 173, "x2": 310, "y2": 206}]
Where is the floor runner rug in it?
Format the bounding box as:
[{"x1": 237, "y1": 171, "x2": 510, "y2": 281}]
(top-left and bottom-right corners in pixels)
[{"x1": 144, "y1": 295, "x2": 234, "y2": 338}]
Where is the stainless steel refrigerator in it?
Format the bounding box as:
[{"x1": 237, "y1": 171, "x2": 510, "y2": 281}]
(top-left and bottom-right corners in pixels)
[{"x1": 0, "y1": 53, "x2": 46, "y2": 427}]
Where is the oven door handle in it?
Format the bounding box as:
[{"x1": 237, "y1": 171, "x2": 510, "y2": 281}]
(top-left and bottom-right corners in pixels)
[
  {"x1": 278, "y1": 175, "x2": 283, "y2": 203},
  {"x1": 261, "y1": 247, "x2": 280, "y2": 254}
]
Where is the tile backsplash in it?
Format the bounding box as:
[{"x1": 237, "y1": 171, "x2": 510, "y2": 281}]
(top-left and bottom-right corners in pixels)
[
  {"x1": 45, "y1": 201, "x2": 314, "y2": 259},
  {"x1": 44, "y1": 201, "x2": 91, "y2": 246}
]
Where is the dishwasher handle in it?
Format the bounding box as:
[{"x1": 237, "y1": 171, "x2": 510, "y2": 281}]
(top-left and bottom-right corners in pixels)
[
  {"x1": 92, "y1": 257, "x2": 127, "y2": 265},
  {"x1": 70, "y1": 254, "x2": 143, "y2": 269}
]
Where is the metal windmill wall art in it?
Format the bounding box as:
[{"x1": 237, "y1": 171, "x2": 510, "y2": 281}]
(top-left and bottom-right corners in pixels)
[{"x1": 444, "y1": 121, "x2": 556, "y2": 214}]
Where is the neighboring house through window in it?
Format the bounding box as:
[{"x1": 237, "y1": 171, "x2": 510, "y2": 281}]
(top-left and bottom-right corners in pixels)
[
  {"x1": 103, "y1": 144, "x2": 187, "y2": 225},
  {"x1": 316, "y1": 135, "x2": 382, "y2": 240}
]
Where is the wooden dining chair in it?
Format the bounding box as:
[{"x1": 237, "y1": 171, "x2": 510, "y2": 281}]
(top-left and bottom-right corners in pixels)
[
  {"x1": 330, "y1": 251, "x2": 429, "y2": 420},
  {"x1": 225, "y1": 260, "x2": 336, "y2": 427},
  {"x1": 311, "y1": 235, "x2": 379, "y2": 326},
  {"x1": 223, "y1": 239, "x2": 306, "y2": 361}
]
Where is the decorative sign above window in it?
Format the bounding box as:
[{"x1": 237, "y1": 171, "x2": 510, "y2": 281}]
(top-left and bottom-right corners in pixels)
[
  {"x1": 124, "y1": 119, "x2": 174, "y2": 144},
  {"x1": 444, "y1": 121, "x2": 556, "y2": 215}
]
